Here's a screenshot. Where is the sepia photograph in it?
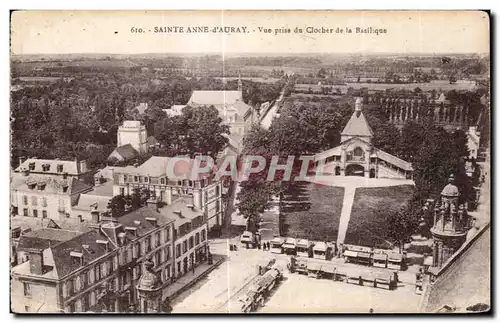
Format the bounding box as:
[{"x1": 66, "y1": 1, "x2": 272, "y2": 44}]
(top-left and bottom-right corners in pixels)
[{"x1": 9, "y1": 10, "x2": 490, "y2": 314}]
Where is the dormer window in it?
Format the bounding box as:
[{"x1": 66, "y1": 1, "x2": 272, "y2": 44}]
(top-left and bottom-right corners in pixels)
[
  {"x1": 160, "y1": 178, "x2": 165, "y2": 185},
  {"x1": 37, "y1": 182, "x2": 46, "y2": 191},
  {"x1": 27, "y1": 182, "x2": 36, "y2": 190},
  {"x1": 57, "y1": 164, "x2": 63, "y2": 173},
  {"x1": 144, "y1": 177, "x2": 149, "y2": 183},
  {"x1": 42, "y1": 164, "x2": 51, "y2": 172},
  {"x1": 28, "y1": 163, "x2": 35, "y2": 171}
]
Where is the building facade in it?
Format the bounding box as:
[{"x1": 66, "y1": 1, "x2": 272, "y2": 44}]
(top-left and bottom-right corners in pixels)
[
  {"x1": 111, "y1": 156, "x2": 224, "y2": 230},
  {"x1": 314, "y1": 98, "x2": 413, "y2": 179},
  {"x1": 11, "y1": 204, "x2": 176, "y2": 313},
  {"x1": 187, "y1": 77, "x2": 255, "y2": 136},
  {"x1": 11, "y1": 158, "x2": 94, "y2": 220}
]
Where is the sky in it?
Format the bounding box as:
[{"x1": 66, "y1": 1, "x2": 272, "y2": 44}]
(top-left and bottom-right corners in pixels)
[{"x1": 10, "y1": 10, "x2": 490, "y2": 55}]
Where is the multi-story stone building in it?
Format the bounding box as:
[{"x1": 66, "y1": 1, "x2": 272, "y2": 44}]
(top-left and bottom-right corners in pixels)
[
  {"x1": 11, "y1": 196, "x2": 210, "y2": 313},
  {"x1": 11, "y1": 201, "x2": 176, "y2": 313},
  {"x1": 187, "y1": 76, "x2": 255, "y2": 136},
  {"x1": 111, "y1": 156, "x2": 224, "y2": 230},
  {"x1": 11, "y1": 158, "x2": 93, "y2": 220}
]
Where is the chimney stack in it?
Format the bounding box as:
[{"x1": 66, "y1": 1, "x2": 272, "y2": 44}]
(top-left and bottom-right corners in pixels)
[
  {"x1": 118, "y1": 232, "x2": 127, "y2": 246},
  {"x1": 90, "y1": 205, "x2": 100, "y2": 223},
  {"x1": 146, "y1": 197, "x2": 159, "y2": 212}
]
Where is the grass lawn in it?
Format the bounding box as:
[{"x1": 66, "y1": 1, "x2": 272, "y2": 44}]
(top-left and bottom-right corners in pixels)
[
  {"x1": 280, "y1": 182, "x2": 344, "y2": 241},
  {"x1": 344, "y1": 185, "x2": 415, "y2": 248}
]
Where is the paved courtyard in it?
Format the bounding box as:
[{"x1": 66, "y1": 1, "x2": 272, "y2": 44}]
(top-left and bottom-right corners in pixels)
[
  {"x1": 170, "y1": 243, "x2": 422, "y2": 313},
  {"x1": 259, "y1": 271, "x2": 421, "y2": 313}
]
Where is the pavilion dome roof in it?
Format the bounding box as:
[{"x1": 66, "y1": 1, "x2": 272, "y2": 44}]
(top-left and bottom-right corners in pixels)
[{"x1": 441, "y1": 175, "x2": 459, "y2": 197}]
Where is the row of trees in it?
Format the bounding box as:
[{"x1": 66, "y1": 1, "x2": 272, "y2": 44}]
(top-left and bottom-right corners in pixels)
[{"x1": 11, "y1": 69, "x2": 286, "y2": 170}]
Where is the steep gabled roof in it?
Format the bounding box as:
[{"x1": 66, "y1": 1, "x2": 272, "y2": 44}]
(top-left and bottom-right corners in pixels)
[
  {"x1": 112, "y1": 144, "x2": 139, "y2": 161},
  {"x1": 188, "y1": 90, "x2": 242, "y2": 106},
  {"x1": 50, "y1": 230, "x2": 114, "y2": 279},
  {"x1": 341, "y1": 111, "x2": 373, "y2": 138}
]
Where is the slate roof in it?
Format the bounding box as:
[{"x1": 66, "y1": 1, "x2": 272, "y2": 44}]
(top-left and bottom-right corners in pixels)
[
  {"x1": 94, "y1": 166, "x2": 115, "y2": 180},
  {"x1": 50, "y1": 230, "x2": 115, "y2": 279},
  {"x1": 11, "y1": 216, "x2": 54, "y2": 232},
  {"x1": 188, "y1": 90, "x2": 251, "y2": 117},
  {"x1": 341, "y1": 110, "x2": 373, "y2": 138},
  {"x1": 112, "y1": 156, "x2": 213, "y2": 180},
  {"x1": 17, "y1": 228, "x2": 82, "y2": 251},
  {"x1": 11, "y1": 174, "x2": 93, "y2": 195},
  {"x1": 73, "y1": 194, "x2": 112, "y2": 213},
  {"x1": 374, "y1": 148, "x2": 413, "y2": 171},
  {"x1": 86, "y1": 180, "x2": 114, "y2": 197},
  {"x1": 112, "y1": 144, "x2": 139, "y2": 161},
  {"x1": 15, "y1": 158, "x2": 87, "y2": 175}
]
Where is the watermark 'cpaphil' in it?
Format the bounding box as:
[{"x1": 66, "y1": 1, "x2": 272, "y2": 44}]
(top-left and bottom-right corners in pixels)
[{"x1": 164, "y1": 155, "x2": 329, "y2": 182}]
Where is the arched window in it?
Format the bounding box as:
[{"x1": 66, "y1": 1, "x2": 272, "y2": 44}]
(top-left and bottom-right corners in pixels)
[{"x1": 353, "y1": 147, "x2": 364, "y2": 157}]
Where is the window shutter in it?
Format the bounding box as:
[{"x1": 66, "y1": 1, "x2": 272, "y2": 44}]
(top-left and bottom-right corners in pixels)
[
  {"x1": 89, "y1": 268, "x2": 94, "y2": 284},
  {"x1": 62, "y1": 282, "x2": 68, "y2": 298},
  {"x1": 75, "y1": 276, "x2": 81, "y2": 291},
  {"x1": 90, "y1": 291, "x2": 96, "y2": 306}
]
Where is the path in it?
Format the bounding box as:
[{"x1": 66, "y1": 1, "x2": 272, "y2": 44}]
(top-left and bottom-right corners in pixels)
[
  {"x1": 305, "y1": 175, "x2": 415, "y2": 245},
  {"x1": 336, "y1": 185, "x2": 357, "y2": 244}
]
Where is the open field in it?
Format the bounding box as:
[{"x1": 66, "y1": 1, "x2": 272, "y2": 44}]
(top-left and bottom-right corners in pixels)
[
  {"x1": 295, "y1": 80, "x2": 477, "y2": 93},
  {"x1": 280, "y1": 182, "x2": 344, "y2": 241},
  {"x1": 344, "y1": 185, "x2": 415, "y2": 248}
]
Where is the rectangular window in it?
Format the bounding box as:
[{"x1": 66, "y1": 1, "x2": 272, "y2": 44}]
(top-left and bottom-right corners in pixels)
[
  {"x1": 189, "y1": 236, "x2": 194, "y2": 249},
  {"x1": 42, "y1": 210, "x2": 47, "y2": 218},
  {"x1": 176, "y1": 244, "x2": 181, "y2": 258},
  {"x1": 201, "y1": 229, "x2": 206, "y2": 242},
  {"x1": 134, "y1": 176, "x2": 138, "y2": 182},
  {"x1": 23, "y1": 208, "x2": 28, "y2": 216},
  {"x1": 123, "y1": 175, "x2": 127, "y2": 182},
  {"x1": 23, "y1": 195, "x2": 28, "y2": 205},
  {"x1": 164, "y1": 228, "x2": 170, "y2": 242},
  {"x1": 120, "y1": 188, "x2": 125, "y2": 196},
  {"x1": 88, "y1": 268, "x2": 94, "y2": 284},
  {"x1": 144, "y1": 177, "x2": 149, "y2": 183},
  {"x1": 81, "y1": 273, "x2": 87, "y2": 289},
  {"x1": 139, "y1": 176, "x2": 143, "y2": 183},
  {"x1": 95, "y1": 265, "x2": 101, "y2": 281},
  {"x1": 33, "y1": 209, "x2": 38, "y2": 218},
  {"x1": 62, "y1": 282, "x2": 68, "y2": 298},
  {"x1": 160, "y1": 178, "x2": 165, "y2": 185},
  {"x1": 23, "y1": 283, "x2": 31, "y2": 296},
  {"x1": 155, "y1": 232, "x2": 160, "y2": 247},
  {"x1": 113, "y1": 255, "x2": 118, "y2": 270},
  {"x1": 41, "y1": 197, "x2": 47, "y2": 207},
  {"x1": 183, "y1": 241, "x2": 188, "y2": 254},
  {"x1": 166, "y1": 246, "x2": 170, "y2": 260},
  {"x1": 195, "y1": 233, "x2": 200, "y2": 245}
]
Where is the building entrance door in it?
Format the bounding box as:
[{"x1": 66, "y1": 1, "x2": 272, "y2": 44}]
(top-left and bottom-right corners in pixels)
[{"x1": 345, "y1": 164, "x2": 365, "y2": 177}]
